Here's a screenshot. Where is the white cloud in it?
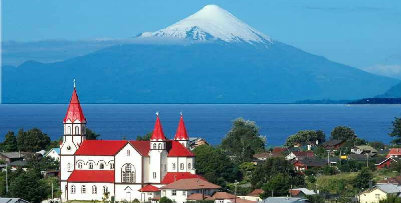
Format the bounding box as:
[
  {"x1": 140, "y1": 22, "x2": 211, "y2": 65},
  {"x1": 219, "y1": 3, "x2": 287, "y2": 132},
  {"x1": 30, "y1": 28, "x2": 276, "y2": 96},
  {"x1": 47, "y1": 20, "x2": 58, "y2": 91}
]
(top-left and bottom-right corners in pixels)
[{"x1": 360, "y1": 64, "x2": 401, "y2": 79}]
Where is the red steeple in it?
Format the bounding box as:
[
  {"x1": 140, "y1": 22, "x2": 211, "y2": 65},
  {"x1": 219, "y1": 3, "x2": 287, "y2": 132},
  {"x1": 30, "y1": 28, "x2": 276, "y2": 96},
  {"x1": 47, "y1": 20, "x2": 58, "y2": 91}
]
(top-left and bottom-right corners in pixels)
[
  {"x1": 151, "y1": 113, "x2": 167, "y2": 141},
  {"x1": 174, "y1": 114, "x2": 189, "y2": 140},
  {"x1": 63, "y1": 87, "x2": 86, "y2": 123}
]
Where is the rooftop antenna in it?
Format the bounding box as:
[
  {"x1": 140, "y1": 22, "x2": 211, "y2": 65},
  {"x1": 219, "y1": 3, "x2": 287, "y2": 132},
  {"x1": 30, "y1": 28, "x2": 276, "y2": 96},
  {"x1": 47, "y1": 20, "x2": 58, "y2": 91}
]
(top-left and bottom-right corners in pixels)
[{"x1": 73, "y1": 79, "x2": 76, "y2": 88}]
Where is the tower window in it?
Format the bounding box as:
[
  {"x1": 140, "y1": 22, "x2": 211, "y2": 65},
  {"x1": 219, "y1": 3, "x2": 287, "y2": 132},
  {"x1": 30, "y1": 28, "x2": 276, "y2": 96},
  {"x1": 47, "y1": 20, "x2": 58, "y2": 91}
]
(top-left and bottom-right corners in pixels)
[
  {"x1": 172, "y1": 163, "x2": 176, "y2": 170},
  {"x1": 67, "y1": 126, "x2": 71, "y2": 134},
  {"x1": 75, "y1": 126, "x2": 79, "y2": 135},
  {"x1": 71, "y1": 185, "x2": 76, "y2": 194},
  {"x1": 180, "y1": 163, "x2": 184, "y2": 170},
  {"x1": 158, "y1": 143, "x2": 162, "y2": 149},
  {"x1": 81, "y1": 185, "x2": 86, "y2": 194},
  {"x1": 153, "y1": 172, "x2": 156, "y2": 179}
]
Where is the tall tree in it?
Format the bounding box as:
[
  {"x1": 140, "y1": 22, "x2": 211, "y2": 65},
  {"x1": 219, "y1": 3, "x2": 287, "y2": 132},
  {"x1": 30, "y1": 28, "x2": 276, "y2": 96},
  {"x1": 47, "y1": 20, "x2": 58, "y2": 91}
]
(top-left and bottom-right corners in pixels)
[
  {"x1": 2, "y1": 131, "x2": 18, "y2": 152},
  {"x1": 390, "y1": 117, "x2": 401, "y2": 145},
  {"x1": 353, "y1": 167, "x2": 374, "y2": 190},
  {"x1": 193, "y1": 145, "x2": 241, "y2": 186},
  {"x1": 9, "y1": 170, "x2": 49, "y2": 203},
  {"x1": 136, "y1": 132, "x2": 152, "y2": 141},
  {"x1": 261, "y1": 173, "x2": 290, "y2": 197},
  {"x1": 86, "y1": 128, "x2": 100, "y2": 140},
  {"x1": 330, "y1": 126, "x2": 357, "y2": 141},
  {"x1": 221, "y1": 118, "x2": 265, "y2": 163},
  {"x1": 16, "y1": 128, "x2": 51, "y2": 152},
  {"x1": 285, "y1": 130, "x2": 326, "y2": 147}
]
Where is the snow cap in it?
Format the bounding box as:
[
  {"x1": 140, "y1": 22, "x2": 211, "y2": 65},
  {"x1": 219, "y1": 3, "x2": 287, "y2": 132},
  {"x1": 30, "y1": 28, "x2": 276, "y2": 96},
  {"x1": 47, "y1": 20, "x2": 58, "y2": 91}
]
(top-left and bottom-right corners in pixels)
[
  {"x1": 151, "y1": 112, "x2": 167, "y2": 141},
  {"x1": 64, "y1": 86, "x2": 86, "y2": 123},
  {"x1": 174, "y1": 113, "x2": 189, "y2": 140}
]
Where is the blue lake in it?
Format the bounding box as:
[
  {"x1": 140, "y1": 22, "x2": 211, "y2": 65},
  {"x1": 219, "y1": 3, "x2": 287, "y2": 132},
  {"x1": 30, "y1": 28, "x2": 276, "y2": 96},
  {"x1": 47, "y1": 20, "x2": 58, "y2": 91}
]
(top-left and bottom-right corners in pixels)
[{"x1": 0, "y1": 104, "x2": 400, "y2": 146}]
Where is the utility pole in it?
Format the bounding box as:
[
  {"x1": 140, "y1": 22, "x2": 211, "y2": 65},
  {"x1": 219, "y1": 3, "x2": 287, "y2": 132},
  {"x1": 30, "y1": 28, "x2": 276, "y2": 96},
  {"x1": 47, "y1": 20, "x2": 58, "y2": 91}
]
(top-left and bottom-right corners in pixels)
[
  {"x1": 234, "y1": 180, "x2": 238, "y2": 203},
  {"x1": 327, "y1": 150, "x2": 330, "y2": 166},
  {"x1": 5, "y1": 162, "x2": 8, "y2": 193},
  {"x1": 366, "y1": 153, "x2": 369, "y2": 167},
  {"x1": 52, "y1": 181, "x2": 54, "y2": 199}
]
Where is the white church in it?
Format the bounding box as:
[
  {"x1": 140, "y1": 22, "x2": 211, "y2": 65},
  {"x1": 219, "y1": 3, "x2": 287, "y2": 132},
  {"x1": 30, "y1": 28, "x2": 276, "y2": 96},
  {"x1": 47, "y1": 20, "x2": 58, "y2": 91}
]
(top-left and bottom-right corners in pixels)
[{"x1": 60, "y1": 86, "x2": 222, "y2": 202}]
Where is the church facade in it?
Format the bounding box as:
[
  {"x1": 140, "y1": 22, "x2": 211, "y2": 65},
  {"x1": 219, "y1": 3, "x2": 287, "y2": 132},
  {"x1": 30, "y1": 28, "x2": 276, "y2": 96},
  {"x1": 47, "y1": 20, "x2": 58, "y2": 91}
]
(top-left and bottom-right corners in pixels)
[{"x1": 60, "y1": 87, "x2": 203, "y2": 202}]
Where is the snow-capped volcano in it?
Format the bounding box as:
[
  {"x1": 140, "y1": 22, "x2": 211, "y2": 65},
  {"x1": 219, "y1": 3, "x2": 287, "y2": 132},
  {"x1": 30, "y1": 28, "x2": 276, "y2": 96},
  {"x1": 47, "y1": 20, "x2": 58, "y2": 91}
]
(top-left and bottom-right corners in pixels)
[{"x1": 138, "y1": 5, "x2": 272, "y2": 44}]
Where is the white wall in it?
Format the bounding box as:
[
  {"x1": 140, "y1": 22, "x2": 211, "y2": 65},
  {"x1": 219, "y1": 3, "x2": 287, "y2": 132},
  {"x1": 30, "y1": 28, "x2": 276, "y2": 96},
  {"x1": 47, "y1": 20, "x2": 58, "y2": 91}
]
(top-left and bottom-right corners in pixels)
[
  {"x1": 60, "y1": 156, "x2": 74, "y2": 181},
  {"x1": 46, "y1": 150, "x2": 60, "y2": 161},
  {"x1": 167, "y1": 157, "x2": 195, "y2": 174},
  {"x1": 114, "y1": 184, "x2": 142, "y2": 201},
  {"x1": 74, "y1": 156, "x2": 114, "y2": 170},
  {"x1": 67, "y1": 183, "x2": 114, "y2": 201},
  {"x1": 115, "y1": 143, "x2": 143, "y2": 183}
]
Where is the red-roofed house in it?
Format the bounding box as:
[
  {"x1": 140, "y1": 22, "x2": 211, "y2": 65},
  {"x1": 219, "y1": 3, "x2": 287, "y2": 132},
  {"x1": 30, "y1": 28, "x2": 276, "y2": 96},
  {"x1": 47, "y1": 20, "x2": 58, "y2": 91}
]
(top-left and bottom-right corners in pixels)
[
  {"x1": 386, "y1": 148, "x2": 401, "y2": 158},
  {"x1": 60, "y1": 86, "x2": 201, "y2": 202},
  {"x1": 286, "y1": 151, "x2": 315, "y2": 161}
]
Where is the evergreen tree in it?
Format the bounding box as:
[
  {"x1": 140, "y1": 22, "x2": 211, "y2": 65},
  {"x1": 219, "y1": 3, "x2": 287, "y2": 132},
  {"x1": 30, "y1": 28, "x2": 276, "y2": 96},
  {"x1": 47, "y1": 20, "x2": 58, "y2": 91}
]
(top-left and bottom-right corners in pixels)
[
  {"x1": 2, "y1": 131, "x2": 18, "y2": 152},
  {"x1": 86, "y1": 128, "x2": 100, "y2": 140},
  {"x1": 390, "y1": 117, "x2": 401, "y2": 145},
  {"x1": 353, "y1": 167, "x2": 374, "y2": 190}
]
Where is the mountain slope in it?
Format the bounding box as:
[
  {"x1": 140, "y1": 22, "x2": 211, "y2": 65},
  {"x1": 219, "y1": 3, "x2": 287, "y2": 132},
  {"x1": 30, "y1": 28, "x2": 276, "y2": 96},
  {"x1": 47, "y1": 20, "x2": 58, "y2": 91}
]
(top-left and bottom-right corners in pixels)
[
  {"x1": 377, "y1": 82, "x2": 401, "y2": 98},
  {"x1": 2, "y1": 5, "x2": 399, "y2": 103}
]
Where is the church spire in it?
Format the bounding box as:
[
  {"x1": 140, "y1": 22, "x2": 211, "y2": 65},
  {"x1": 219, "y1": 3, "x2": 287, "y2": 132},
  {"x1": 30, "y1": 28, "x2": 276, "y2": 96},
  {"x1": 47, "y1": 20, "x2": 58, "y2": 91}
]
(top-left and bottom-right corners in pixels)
[
  {"x1": 63, "y1": 81, "x2": 86, "y2": 123},
  {"x1": 174, "y1": 113, "x2": 189, "y2": 141},
  {"x1": 150, "y1": 112, "x2": 167, "y2": 141}
]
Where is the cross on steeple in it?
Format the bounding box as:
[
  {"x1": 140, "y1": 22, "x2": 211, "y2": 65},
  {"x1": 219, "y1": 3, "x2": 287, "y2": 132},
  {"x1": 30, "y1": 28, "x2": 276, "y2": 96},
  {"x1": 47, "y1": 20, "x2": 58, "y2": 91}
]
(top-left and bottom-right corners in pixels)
[{"x1": 73, "y1": 79, "x2": 76, "y2": 88}]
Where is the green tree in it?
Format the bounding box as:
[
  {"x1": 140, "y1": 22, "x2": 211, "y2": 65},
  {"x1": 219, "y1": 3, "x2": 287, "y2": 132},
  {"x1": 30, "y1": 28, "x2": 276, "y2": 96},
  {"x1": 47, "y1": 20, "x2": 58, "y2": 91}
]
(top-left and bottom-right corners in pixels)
[
  {"x1": 285, "y1": 130, "x2": 325, "y2": 147},
  {"x1": 330, "y1": 126, "x2": 357, "y2": 141},
  {"x1": 9, "y1": 170, "x2": 49, "y2": 203},
  {"x1": 136, "y1": 132, "x2": 152, "y2": 141},
  {"x1": 193, "y1": 145, "x2": 241, "y2": 186},
  {"x1": 261, "y1": 173, "x2": 290, "y2": 197},
  {"x1": 86, "y1": 128, "x2": 100, "y2": 140},
  {"x1": 159, "y1": 197, "x2": 173, "y2": 203},
  {"x1": 353, "y1": 167, "x2": 374, "y2": 190},
  {"x1": 369, "y1": 141, "x2": 386, "y2": 150},
  {"x1": 390, "y1": 117, "x2": 401, "y2": 144},
  {"x1": 2, "y1": 131, "x2": 18, "y2": 152},
  {"x1": 221, "y1": 118, "x2": 264, "y2": 163},
  {"x1": 16, "y1": 128, "x2": 51, "y2": 152}
]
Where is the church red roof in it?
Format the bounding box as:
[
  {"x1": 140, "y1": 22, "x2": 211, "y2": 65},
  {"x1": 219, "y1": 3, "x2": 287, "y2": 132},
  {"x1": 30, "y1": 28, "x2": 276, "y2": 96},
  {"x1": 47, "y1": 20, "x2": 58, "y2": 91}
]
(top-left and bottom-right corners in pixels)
[
  {"x1": 130, "y1": 141, "x2": 151, "y2": 156},
  {"x1": 174, "y1": 115, "x2": 189, "y2": 140},
  {"x1": 64, "y1": 88, "x2": 86, "y2": 123},
  {"x1": 168, "y1": 141, "x2": 194, "y2": 157},
  {"x1": 151, "y1": 115, "x2": 167, "y2": 141},
  {"x1": 161, "y1": 172, "x2": 205, "y2": 184},
  {"x1": 75, "y1": 140, "x2": 128, "y2": 156},
  {"x1": 139, "y1": 184, "x2": 160, "y2": 192},
  {"x1": 68, "y1": 170, "x2": 114, "y2": 183}
]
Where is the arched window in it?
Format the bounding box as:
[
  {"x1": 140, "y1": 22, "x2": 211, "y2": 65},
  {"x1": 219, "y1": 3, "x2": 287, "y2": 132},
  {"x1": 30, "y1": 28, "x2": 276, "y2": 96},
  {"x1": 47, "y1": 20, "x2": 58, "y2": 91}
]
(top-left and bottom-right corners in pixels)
[
  {"x1": 180, "y1": 163, "x2": 184, "y2": 170},
  {"x1": 71, "y1": 185, "x2": 76, "y2": 194},
  {"x1": 188, "y1": 163, "x2": 191, "y2": 170},
  {"x1": 158, "y1": 143, "x2": 162, "y2": 149},
  {"x1": 172, "y1": 163, "x2": 176, "y2": 170},
  {"x1": 92, "y1": 185, "x2": 97, "y2": 194},
  {"x1": 77, "y1": 162, "x2": 83, "y2": 169},
  {"x1": 67, "y1": 126, "x2": 71, "y2": 134},
  {"x1": 103, "y1": 186, "x2": 108, "y2": 194},
  {"x1": 127, "y1": 150, "x2": 130, "y2": 156},
  {"x1": 100, "y1": 163, "x2": 104, "y2": 169},
  {"x1": 153, "y1": 143, "x2": 156, "y2": 149},
  {"x1": 89, "y1": 162, "x2": 94, "y2": 169},
  {"x1": 81, "y1": 185, "x2": 86, "y2": 194},
  {"x1": 75, "y1": 126, "x2": 79, "y2": 135},
  {"x1": 122, "y1": 164, "x2": 135, "y2": 183},
  {"x1": 67, "y1": 163, "x2": 71, "y2": 171}
]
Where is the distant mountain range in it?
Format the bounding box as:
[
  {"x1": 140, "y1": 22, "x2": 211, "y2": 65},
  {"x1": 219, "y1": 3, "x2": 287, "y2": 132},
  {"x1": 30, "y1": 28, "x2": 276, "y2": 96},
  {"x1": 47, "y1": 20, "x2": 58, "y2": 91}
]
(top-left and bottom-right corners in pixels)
[{"x1": 2, "y1": 5, "x2": 399, "y2": 104}]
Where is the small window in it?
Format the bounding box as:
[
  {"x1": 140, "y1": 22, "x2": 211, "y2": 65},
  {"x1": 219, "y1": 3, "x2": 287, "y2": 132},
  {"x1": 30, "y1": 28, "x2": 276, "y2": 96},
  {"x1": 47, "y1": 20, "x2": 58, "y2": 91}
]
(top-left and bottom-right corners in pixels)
[
  {"x1": 164, "y1": 164, "x2": 167, "y2": 172},
  {"x1": 81, "y1": 185, "x2": 86, "y2": 194},
  {"x1": 127, "y1": 150, "x2": 130, "y2": 156},
  {"x1": 71, "y1": 185, "x2": 76, "y2": 194},
  {"x1": 172, "y1": 190, "x2": 176, "y2": 196},
  {"x1": 92, "y1": 185, "x2": 97, "y2": 194},
  {"x1": 89, "y1": 162, "x2": 94, "y2": 169},
  {"x1": 153, "y1": 143, "x2": 157, "y2": 149},
  {"x1": 183, "y1": 191, "x2": 186, "y2": 195},
  {"x1": 67, "y1": 163, "x2": 71, "y2": 171},
  {"x1": 110, "y1": 163, "x2": 114, "y2": 169},
  {"x1": 67, "y1": 126, "x2": 71, "y2": 134},
  {"x1": 180, "y1": 163, "x2": 184, "y2": 170},
  {"x1": 172, "y1": 163, "x2": 176, "y2": 170},
  {"x1": 103, "y1": 186, "x2": 108, "y2": 194},
  {"x1": 158, "y1": 143, "x2": 162, "y2": 149},
  {"x1": 77, "y1": 162, "x2": 83, "y2": 169},
  {"x1": 375, "y1": 194, "x2": 380, "y2": 199},
  {"x1": 188, "y1": 163, "x2": 191, "y2": 170},
  {"x1": 75, "y1": 126, "x2": 79, "y2": 135},
  {"x1": 153, "y1": 172, "x2": 156, "y2": 179},
  {"x1": 100, "y1": 163, "x2": 104, "y2": 169},
  {"x1": 148, "y1": 192, "x2": 152, "y2": 195}
]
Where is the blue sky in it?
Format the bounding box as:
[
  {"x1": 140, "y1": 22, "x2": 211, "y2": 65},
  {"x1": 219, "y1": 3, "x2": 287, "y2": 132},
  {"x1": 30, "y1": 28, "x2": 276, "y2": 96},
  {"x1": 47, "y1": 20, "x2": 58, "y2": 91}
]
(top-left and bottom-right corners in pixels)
[{"x1": 2, "y1": 0, "x2": 401, "y2": 76}]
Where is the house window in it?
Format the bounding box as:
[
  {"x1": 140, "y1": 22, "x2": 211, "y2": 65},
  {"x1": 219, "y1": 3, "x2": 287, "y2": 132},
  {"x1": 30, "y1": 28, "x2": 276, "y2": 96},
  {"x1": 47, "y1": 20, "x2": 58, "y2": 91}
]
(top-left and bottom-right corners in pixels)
[
  {"x1": 81, "y1": 185, "x2": 86, "y2": 194},
  {"x1": 172, "y1": 190, "x2": 176, "y2": 196},
  {"x1": 92, "y1": 185, "x2": 97, "y2": 194},
  {"x1": 122, "y1": 164, "x2": 135, "y2": 183},
  {"x1": 100, "y1": 163, "x2": 104, "y2": 169},
  {"x1": 127, "y1": 150, "x2": 130, "y2": 156},
  {"x1": 89, "y1": 162, "x2": 94, "y2": 169},
  {"x1": 148, "y1": 192, "x2": 152, "y2": 195},
  {"x1": 77, "y1": 162, "x2": 83, "y2": 169},
  {"x1": 180, "y1": 163, "x2": 184, "y2": 170},
  {"x1": 183, "y1": 191, "x2": 186, "y2": 195},
  {"x1": 153, "y1": 172, "x2": 156, "y2": 179},
  {"x1": 103, "y1": 186, "x2": 108, "y2": 194},
  {"x1": 188, "y1": 163, "x2": 191, "y2": 169},
  {"x1": 71, "y1": 185, "x2": 76, "y2": 194},
  {"x1": 375, "y1": 194, "x2": 380, "y2": 199},
  {"x1": 172, "y1": 163, "x2": 176, "y2": 170}
]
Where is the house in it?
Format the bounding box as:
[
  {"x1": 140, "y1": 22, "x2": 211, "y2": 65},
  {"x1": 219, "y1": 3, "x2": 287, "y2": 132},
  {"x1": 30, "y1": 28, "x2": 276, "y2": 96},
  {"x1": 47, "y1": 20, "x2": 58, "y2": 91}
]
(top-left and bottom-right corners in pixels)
[
  {"x1": 45, "y1": 148, "x2": 60, "y2": 161},
  {"x1": 377, "y1": 176, "x2": 401, "y2": 185},
  {"x1": 293, "y1": 158, "x2": 326, "y2": 171},
  {"x1": 348, "y1": 154, "x2": 370, "y2": 162},
  {"x1": 286, "y1": 151, "x2": 314, "y2": 161},
  {"x1": 260, "y1": 197, "x2": 309, "y2": 203},
  {"x1": 160, "y1": 178, "x2": 221, "y2": 203},
  {"x1": 375, "y1": 157, "x2": 398, "y2": 169},
  {"x1": 253, "y1": 152, "x2": 284, "y2": 162},
  {"x1": 289, "y1": 188, "x2": 316, "y2": 198},
  {"x1": 351, "y1": 145, "x2": 378, "y2": 156},
  {"x1": 386, "y1": 148, "x2": 401, "y2": 158},
  {"x1": 59, "y1": 86, "x2": 208, "y2": 202},
  {"x1": 0, "y1": 152, "x2": 25, "y2": 163},
  {"x1": 321, "y1": 140, "x2": 345, "y2": 150},
  {"x1": 238, "y1": 189, "x2": 263, "y2": 202},
  {"x1": 189, "y1": 137, "x2": 209, "y2": 150},
  {"x1": 0, "y1": 198, "x2": 30, "y2": 203},
  {"x1": 358, "y1": 184, "x2": 401, "y2": 203}
]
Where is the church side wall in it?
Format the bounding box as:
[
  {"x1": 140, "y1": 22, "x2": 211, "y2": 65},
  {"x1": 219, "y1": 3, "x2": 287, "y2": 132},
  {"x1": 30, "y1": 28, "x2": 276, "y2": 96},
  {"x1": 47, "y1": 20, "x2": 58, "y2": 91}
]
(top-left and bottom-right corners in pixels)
[
  {"x1": 67, "y1": 182, "x2": 114, "y2": 201},
  {"x1": 74, "y1": 156, "x2": 114, "y2": 170}
]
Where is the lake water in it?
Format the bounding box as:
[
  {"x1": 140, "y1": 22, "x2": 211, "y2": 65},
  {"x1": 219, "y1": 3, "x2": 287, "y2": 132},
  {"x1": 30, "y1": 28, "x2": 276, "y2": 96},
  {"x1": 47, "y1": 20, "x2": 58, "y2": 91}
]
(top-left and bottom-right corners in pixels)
[{"x1": 0, "y1": 104, "x2": 400, "y2": 146}]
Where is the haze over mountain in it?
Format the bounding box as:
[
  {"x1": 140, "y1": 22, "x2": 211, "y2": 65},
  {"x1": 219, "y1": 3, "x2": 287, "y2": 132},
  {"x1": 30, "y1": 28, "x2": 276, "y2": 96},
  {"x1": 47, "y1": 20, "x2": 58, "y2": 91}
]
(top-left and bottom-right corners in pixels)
[{"x1": 2, "y1": 5, "x2": 399, "y2": 104}]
